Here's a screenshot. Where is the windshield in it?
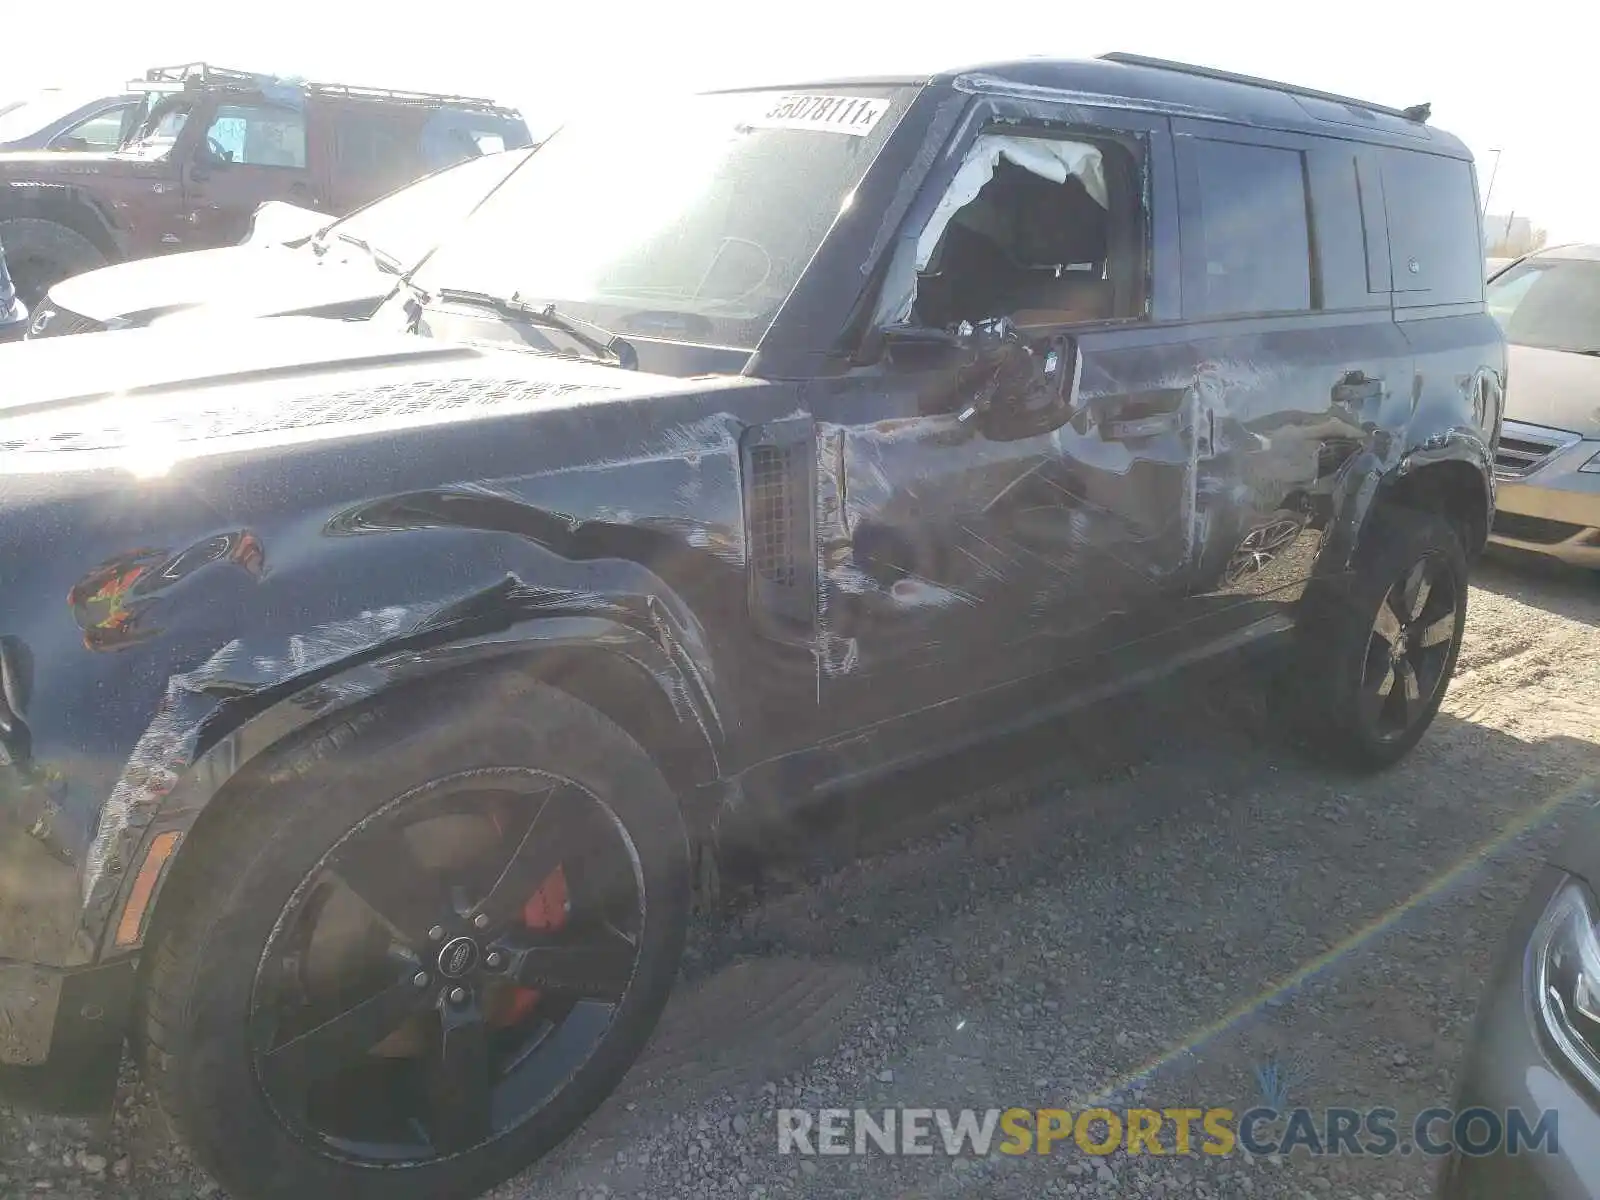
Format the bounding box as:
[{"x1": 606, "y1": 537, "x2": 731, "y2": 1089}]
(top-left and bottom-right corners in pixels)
[
  {"x1": 121, "y1": 95, "x2": 191, "y2": 157},
  {"x1": 0, "y1": 90, "x2": 104, "y2": 143},
  {"x1": 1486, "y1": 255, "x2": 1600, "y2": 353},
  {"x1": 318, "y1": 148, "x2": 533, "y2": 269},
  {"x1": 413, "y1": 87, "x2": 912, "y2": 349}
]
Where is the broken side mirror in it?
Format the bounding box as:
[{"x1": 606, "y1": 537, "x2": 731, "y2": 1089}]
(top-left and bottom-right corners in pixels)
[{"x1": 961, "y1": 323, "x2": 1079, "y2": 442}]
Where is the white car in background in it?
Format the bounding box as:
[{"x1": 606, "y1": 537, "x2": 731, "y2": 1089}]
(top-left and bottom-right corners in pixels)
[
  {"x1": 1484, "y1": 244, "x2": 1600, "y2": 568},
  {"x1": 25, "y1": 146, "x2": 534, "y2": 338}
]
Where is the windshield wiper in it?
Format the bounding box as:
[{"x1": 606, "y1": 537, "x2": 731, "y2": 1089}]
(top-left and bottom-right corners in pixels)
[{"x1": 431, "y1": 287, "x2": 638, "y2": 369}]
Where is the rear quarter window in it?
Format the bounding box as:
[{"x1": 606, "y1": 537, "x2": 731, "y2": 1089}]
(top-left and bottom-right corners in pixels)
[{"x1": 1381, "y1": 150, "x2": 1484, "y2": 307}]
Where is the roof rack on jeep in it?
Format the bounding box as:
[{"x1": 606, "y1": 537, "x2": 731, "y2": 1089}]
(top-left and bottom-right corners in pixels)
[
  {"x1": 299, "y1": 82, "x2": 513, "y2": 111},
  {"x1": 1097, "y1": 52, "x2": 1431, "y2": 123},
  {"x1": 135, "y1": 62, "x2": 511, "y2": 111},
  {"x1": 142, "y1": 63, "x2": 265, "y2": 87}
]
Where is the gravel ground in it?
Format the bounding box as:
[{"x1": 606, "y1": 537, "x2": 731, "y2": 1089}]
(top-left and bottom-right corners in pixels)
[{"x1": 3, "y1": 550, "x2": 1597, "y2": 1200}]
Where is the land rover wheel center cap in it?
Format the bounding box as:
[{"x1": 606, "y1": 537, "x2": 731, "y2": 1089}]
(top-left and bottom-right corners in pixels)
[{"x1": 438, "y1": 936, "x2": 480, "y2": 978}]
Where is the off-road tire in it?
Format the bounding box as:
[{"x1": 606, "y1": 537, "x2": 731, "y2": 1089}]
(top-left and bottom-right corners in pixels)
[
  {"x1": 139, "y1": 678, "x2": 691, "y2": 1200},
  {"x1": 0, "y1": 217, "x2": 106, "y2": 310},
  {"x1": 1298, "y1": 506, "x2": 1469, "y2": 769}
]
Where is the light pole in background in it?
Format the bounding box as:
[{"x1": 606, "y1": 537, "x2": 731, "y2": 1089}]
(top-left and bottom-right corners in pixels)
[{"x1": 1482, "y1": 147, "x2": 1504, "y2": 217}]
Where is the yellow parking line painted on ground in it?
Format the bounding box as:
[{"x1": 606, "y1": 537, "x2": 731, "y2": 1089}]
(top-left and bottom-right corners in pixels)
[{"x1": 1086, "y1": 770, "x2": 1600, "y2": 1109}]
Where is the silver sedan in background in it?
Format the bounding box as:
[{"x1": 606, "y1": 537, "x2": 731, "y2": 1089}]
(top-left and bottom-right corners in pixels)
[
  {"x1": 1443, "y1": 808, "x2": 1600, "y2": 1198},
  {"x1": 1484, "y1": 245, "x2": 1600, "y2": 569}
]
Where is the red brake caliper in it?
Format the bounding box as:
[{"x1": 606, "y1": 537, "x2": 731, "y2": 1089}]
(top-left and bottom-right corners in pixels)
[{"x1": 493, "y1": 866, "x2": 568, "y2": 1027}]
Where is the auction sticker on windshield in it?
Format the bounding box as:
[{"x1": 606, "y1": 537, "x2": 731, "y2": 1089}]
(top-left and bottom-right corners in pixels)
[{"x1": 748, "y1": 94, "x2": 889, "y2": 136}]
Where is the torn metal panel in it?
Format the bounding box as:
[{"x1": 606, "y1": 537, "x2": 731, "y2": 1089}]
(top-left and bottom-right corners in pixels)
[{"x1": 0, "y1": 331, "x2": 790, "y2": 976}]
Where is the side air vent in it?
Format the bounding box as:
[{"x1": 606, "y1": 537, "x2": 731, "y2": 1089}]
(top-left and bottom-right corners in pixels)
[
  {"x1": 749, "y1": 445, "x2": 797, "y2": 586},
  {"x1": 741, "y1": 420, "x2": 816, "y2": 643}
]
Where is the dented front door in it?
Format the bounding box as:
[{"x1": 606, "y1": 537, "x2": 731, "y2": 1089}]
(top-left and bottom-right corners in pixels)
[{"x1": 808, "y1": 331, "x2": 1198, "y2": 729}]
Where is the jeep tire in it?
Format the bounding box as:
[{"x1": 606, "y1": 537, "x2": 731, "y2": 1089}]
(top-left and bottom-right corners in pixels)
[{"x1": 0, "y1": 217, "x2": 107, "y2": 310}]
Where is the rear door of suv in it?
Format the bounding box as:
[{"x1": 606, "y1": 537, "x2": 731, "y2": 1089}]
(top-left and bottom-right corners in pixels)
[{"x1": 1167, "y1": 119, "x2": 1411, "y2": 615}]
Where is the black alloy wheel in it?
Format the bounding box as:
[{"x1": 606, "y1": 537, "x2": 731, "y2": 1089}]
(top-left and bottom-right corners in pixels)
[
  {"x1": 139, "y1": 680, "x2": 690, "y2": 1200},
  {"x1": 250, "y1": 770, "x2": 644, "y2": 1162}
]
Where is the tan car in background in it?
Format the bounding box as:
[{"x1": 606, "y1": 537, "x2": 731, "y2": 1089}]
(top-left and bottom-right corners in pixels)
[{"x1": 1485, "y1": 244, "x2": 1600, "y2": 568}]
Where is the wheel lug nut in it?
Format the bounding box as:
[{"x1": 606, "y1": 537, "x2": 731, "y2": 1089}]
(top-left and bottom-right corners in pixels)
[
  {"x1": 473, "y1": 913, "x2": 490, "y2": 930},
  {"x1": 413, "y1": 972, "x2": 429, "y2": 988},
  {"x1": 429, "y1": 925, "x2": 444, "y2": 941},
  {"x1": 485, "y1": 952, "x2": 502, "y2": 969},
  {"x1": 449, "y1": 987, "x2": 468, "y2": 1004}
]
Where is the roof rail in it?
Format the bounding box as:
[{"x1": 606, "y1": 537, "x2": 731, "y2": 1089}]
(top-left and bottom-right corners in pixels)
[
  {"x1": 1098, "y1": 52, "x2": 1429, "y2": 123},
  {"x1": 134, "y1": 63, "x2": 511, "y2": 110}
]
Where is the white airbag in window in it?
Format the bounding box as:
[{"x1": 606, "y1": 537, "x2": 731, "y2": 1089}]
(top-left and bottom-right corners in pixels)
[{"x1": 914, "y1": 135, "x2": 1107, "y2": 272}]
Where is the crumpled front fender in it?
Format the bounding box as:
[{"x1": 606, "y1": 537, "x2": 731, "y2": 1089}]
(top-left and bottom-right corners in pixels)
[{"x1": 86, "y1": 599, "x2": 723, "y2": 964}]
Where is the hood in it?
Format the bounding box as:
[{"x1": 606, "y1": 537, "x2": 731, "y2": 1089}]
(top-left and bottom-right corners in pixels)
[
  {"x1": 1505, "y1": 343, "x2": 1600, "y2": 438},
  {"x1": 0, "y1": 317, "x2": 740, "y2": 474},
  {"x1": 47, "y1": 242, "x2": 392, "y2": 326}
]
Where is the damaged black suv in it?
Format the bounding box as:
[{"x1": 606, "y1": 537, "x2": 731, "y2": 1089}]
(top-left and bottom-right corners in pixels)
[{"x1": 0, "y1": 53, "x2": 1501, "y2": 1200}]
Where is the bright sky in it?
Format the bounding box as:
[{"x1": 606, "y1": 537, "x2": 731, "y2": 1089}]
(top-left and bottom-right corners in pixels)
[{"x1": 7, "y1": 0, "x2": 1593, "y2": 242}]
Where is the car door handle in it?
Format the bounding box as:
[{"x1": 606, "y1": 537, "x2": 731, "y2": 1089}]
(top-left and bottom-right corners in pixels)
[
  {"x1": 1102, "y1": 411, "x2": 1183, "y2": 440},
  {"x1": 1332, "y1": 373, "x2": 1385, "y2": 405},
  {"x1": 1095, "y1": 386, "x2": 1190, "y2": 442}
]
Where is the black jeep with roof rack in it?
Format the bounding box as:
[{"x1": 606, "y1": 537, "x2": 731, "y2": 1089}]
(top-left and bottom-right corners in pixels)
[{"x1": 0, "y1": 62, "x2": 532, "y2": 312}]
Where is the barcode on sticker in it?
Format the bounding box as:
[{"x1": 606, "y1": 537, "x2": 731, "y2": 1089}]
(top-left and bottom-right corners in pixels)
[{"x1": 748, "y1": 94, "x2": 889, "y2": 136}]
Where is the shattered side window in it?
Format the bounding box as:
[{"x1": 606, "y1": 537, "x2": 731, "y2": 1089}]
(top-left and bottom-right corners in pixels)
[{"x1": 895, "y1": 132, "x2": 1138, "y2": 330}]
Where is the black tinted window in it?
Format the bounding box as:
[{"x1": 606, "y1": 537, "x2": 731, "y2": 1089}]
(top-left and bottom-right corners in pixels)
[
  {"x1": 420, "y1": 110, "x2": 531, "y2": 171},
  {"x1": 331, "y1": 107, "x2": 427, "y2": 202},
  {"x1": 333, "y1": 109, "x2": 418, "y2": 174},
  {"x1": 1382, "y1": 151, "x2": 1483, "y2": 306},
  {"x1": 1189, "y1": 139, "x2": 1311, "y2": 317}
]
